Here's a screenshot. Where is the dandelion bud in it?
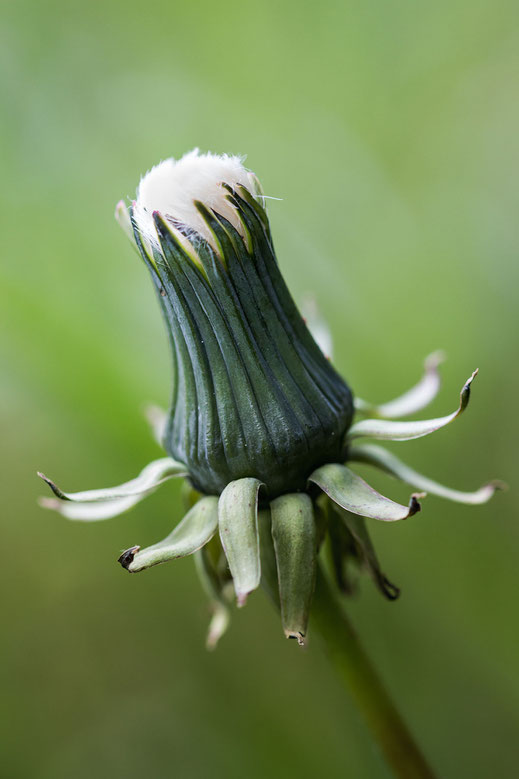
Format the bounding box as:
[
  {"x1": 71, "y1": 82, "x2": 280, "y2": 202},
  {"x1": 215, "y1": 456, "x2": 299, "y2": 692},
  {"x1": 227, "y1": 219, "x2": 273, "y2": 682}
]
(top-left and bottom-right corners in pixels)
[
  {"x1": 41, "y1": 149, "x2": 501, "y2": 649},
  {"x1": 126, "y1": 149, "x2": 354, "y2": 498}
]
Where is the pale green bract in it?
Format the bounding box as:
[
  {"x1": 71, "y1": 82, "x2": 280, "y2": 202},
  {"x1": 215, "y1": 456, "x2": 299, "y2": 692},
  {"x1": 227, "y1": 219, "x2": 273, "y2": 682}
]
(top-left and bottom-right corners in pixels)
[
  {"x1": 271, "y1": 494, "x2": 316, "y2": 644},
  {"x1": 121, "y1": 496, "x2": 219, "y2": 572},
  {"x1": 217, "y1": 478, "x2": 263, "y2": 607}
]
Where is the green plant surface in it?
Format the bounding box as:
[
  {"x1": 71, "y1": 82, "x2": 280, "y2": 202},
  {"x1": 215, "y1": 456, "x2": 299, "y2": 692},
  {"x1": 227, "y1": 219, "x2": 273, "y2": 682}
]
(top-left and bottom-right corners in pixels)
[{"x1": 1, "y1": 1, "x2": 518, "y2": 777}]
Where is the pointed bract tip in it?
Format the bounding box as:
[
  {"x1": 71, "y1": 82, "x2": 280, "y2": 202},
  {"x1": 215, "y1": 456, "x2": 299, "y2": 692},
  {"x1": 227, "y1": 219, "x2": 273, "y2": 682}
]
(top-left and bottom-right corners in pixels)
[
  {"x1": 193, "y1": 198, "x2": 209, "y2": 213},
  {"x1": 37, "y1": 472, "x2": 66, "y2": 499},
  {"x1": 463, "y1": 369, "x2": 478, "y2": 388},
  {"x1": 460, "y1": 370, "x2": 478, "y2": 411},
  {"x1": 408, "y1": 492, "x2": 426, "y2": 517},
  {"x1": 118, "y1": 546, "x2": 140, "y2": 571},
  {"x1": 236, "y1": 592, "x2": 248, "y2": 608},
  {"x1": 114, "y1": 200, "x2": 135, "y2": 242},
  {"x1": 206, "y1": 623, "x2": 227, "y2": 651},
  {"x1": 206, "y1": 636, "x2": 218, "y2": 652},
  {"x1": 465, "y1": 369, "x2": 478, "y2": 391},
  {"x1": 221, "y1": 181, "x2": 235, "y2": 195},
  {"x1": 375, "y1": 572, "x2": 401, "y2": 600},
  {"x1": 38, "y1": 496, "x2": 60, "y2": 510},
  {"x1": 425, "y1": 350, "x2": 447, "y2": 370},
  {"x1": 380, "y1": 577, "x2": 401, "y2": 601},
  {"x1": 489, "y1": 479, "x2": 508, "y2": 492},
  {"x1": 285, "y1": 630, "x2": 306, "y2": 647}
]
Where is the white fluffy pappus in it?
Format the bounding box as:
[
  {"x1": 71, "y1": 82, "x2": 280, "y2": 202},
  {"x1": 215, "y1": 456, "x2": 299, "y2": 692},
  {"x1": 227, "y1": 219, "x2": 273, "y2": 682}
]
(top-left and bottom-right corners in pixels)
[{"x1": 132, "y1": 149, "x2": 260, "y2": 253}]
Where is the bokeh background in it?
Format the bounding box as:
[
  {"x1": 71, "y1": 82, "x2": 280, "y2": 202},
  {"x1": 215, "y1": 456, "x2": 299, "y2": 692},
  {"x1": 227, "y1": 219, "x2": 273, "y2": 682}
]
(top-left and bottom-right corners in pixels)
[{"x1": 2, "y1": 1, "x2": 518, "y2": 777}]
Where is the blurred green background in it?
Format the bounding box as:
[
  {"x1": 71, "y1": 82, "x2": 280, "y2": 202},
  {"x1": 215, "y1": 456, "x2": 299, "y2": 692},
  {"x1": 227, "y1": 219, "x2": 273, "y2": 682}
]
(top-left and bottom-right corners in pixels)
[{"x1": 2, "y1": 0, "x2": 518, "y2": 776}]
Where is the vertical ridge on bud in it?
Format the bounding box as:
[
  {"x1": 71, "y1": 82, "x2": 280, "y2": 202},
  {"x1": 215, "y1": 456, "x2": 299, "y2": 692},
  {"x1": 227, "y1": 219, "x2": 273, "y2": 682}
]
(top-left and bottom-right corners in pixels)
[
  {"x1": 196, "y1": 202, "x2": 333, "y2": 448},
  {"x1": 129, "y1": 151, "x2": 354, "y2": 497},
  {"x1": 223, "y1": 188, "x2": 350, "y2": 414}
]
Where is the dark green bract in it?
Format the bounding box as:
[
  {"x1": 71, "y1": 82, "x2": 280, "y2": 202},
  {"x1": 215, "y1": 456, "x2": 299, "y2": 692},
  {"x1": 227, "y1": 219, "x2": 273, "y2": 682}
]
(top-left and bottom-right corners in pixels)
[{"x1": 132, "y1": 187, "x2": 353, "y2": 498}]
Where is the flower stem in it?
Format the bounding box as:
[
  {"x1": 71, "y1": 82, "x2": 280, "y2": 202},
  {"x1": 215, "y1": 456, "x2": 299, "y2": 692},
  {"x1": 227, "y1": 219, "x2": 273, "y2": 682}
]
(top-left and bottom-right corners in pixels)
[{"x1": 311, "y1": 565, "x2": 437, "y2": 779}]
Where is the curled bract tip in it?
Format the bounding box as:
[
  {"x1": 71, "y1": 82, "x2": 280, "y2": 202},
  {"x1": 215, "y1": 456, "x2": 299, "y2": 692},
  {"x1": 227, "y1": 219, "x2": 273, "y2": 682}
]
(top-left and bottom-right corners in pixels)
[
  {"x1": 309, "y1": 463, "x2": 423, "y2": 522},
  {"x1": 348, "y1": 370, "x2": 479, "y2": 443},
  {"x1": 285, "y1": 631, "x2": 306, "y2": 647},
  {"x1": 118, "y1": 546, "x2": 141, "y2": 570},
  {"x1": 409, "y1": 493, "x2": 426, "y2": 517},
  {"x1": 425, "y1": 350, "x2": 446, "y2": 370},
  {"x1": 380, "y1": 577, "x2": 400, "y2": 600},
  {"x1": 36, "y1": 458, "x2": 187, "y2": 521},
  {"x1": 37, "y1": 471, "x2": 66, "y2": 500},
  {"x1": 124, "y1": 497, "x2": 219, "y2": 573},
  {"x1": 460, "y1": 369, "x2": 478, "y2": 411}
]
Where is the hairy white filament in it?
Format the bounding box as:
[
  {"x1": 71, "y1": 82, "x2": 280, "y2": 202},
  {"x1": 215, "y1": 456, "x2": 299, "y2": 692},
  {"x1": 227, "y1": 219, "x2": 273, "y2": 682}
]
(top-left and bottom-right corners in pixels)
[{"x1": 132, "y1": 149, "x2": 258, "y2": 252}]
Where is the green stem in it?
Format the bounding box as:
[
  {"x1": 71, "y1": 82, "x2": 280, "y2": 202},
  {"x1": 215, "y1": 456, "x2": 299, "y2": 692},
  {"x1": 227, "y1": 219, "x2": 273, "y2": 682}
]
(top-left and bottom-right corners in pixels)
[{"x1": 312, "y1": 565, "x2": 437, "y2": 779}]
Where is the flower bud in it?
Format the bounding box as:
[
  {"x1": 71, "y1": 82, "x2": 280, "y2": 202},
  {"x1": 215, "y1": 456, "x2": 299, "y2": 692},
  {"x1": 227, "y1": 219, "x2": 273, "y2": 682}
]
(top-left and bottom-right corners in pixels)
[
  {"x1": 40, "y1": 150, "x2": 501, "y2": 649},
  {"x1": 124, "y1": 150, "x2": 354, "y2": 498}
]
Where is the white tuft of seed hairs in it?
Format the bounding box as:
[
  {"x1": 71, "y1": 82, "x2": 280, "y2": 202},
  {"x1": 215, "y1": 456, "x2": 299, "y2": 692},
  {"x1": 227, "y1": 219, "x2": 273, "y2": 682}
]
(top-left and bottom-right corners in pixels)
[{"x1": 132, "y1": 149, "x2": 258, "y2": 253}]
